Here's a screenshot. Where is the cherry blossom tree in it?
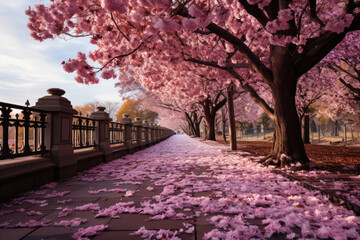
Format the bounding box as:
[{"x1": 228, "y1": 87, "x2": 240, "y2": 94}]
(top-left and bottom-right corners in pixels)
[
  {"x1": 26, "y1": 0, "x2": 360, "y2": 167},
  {"x1": 326, "y1": 31, "x2": 360, "y2": 104},
  {"x1": 296, "y1": 67, "x2": 333, "y2": 143}
]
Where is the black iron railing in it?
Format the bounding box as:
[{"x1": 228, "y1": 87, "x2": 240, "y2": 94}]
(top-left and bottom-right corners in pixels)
[
  {"x1": 72, "y1": 115, "x2": 97, "y2": 149},
  {"x1": 109, "y1": 122, "x2": 124, "y2": 144},
  {"x1": 0, "y1": 102, "x2": 47, "y2": 160}
]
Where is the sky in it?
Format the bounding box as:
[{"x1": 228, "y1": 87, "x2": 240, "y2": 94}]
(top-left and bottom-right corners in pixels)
[{"x1": 0, "y1": 1, "x2": 124, "y2": 108}]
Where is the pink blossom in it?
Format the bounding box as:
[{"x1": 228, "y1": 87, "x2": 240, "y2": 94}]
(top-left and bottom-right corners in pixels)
[
  {"x1": 26, "y1": 210, "x2": 43, "y2": 216},
  {"x1": 54, "y1": 218, "x2": 87, "y2": 228},
  {"x1": 57, "y1": 199, "x2": 72, "y2": 204},
  {"x1": 188, "y1": 5, "x2": 203, "y2": 18},
  {"x1": 101, "y1": 0, "x2": 128, "y2": 14},
  {"x1": 74, "y1": 203, "x2": 100, "y2": 211},
  {"x1": 44, "y1": 190, "x2": 70, "y2": 199},
  {"x1": 124, "y1": 190, "x2": 136, "y2": 197},
  {"x1": 0, "y1": 222, "x2": 10, "y2": 228},
  {"x1": 58, "y1": 207, "x2": 73, "y2": 217},
  {"x1": 72, "y1": 224, "x2": 108, "y2": 240},
  {"x1": 15, "y1": 218, "x2": 51, "y2": 228}
]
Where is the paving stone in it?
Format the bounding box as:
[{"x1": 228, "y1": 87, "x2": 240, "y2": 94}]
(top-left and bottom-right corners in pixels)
[
  {"x1": 0, "y1": 210, "x2": 53, "y2": 226},
  {"x1": 0, "y1": 228, "x2": 35, "y2": 240},
  {"x1": 133, "y1": 181, "x2": 163, "y2": 197},
  {"x1": 27, "y1": 196, "x2": 100, "y2": 211},
  {"x1": 196, "y1": 225, "x2": 215, "y2": 239},
  {"x1": 0, "y1": 202, "x2": 33, "y2": 211},
  {"x1": 95, "y1": 196, "x2": 153, "y2": 209},
  {"x1": 22, "y1": 226, "x2": 76, "y2": 240},
  {"x1": 40, "y1": 210, "x2": 112, "y2": 227},
  {"x1": 93, "y1": 230, "x2": 142, "y2": 240},
  {"x1": 195, "y1": 213, "x2": 235, "y2": 226},
  {"x1": 108, "y1": 214, "x2": 187, "y2": 230}
]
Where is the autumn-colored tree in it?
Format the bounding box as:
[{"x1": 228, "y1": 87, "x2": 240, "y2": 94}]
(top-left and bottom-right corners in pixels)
[{"x1": 115, "y1": 99, "x2": 158, "y2": 123}]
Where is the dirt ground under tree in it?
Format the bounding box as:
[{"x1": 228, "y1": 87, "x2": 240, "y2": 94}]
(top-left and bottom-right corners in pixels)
[{"x1": 217, "y1": 139, "x2": 360, "y2": 173}]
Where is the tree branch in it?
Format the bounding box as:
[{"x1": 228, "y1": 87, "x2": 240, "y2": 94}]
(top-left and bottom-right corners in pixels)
[
  {"x1": 185, "y1": 58, "x2": 253, "y2": 70},
  {"x1": 296, "y1": 13, "x2": 360, "y2": 77},
  {"x1": 338, "y1": 78, "x2": 360, "y2": 96},
  {"x1": 238, "y1": 0, "x2": 269, "y2": 27},
  {"x1": 206, "y1": 23, "x2": 273, "y2": 84},
  {"x1": 332, "y1": 63, "x2": 360, "y2": 81},
  {"x1": 96, "y1": 43, "x2": 143, "y2": 72},
  {"x1": 64, "y1": 33, "x2": 93, "y2": 38},
  {"x1": 110, "y1": 13, "x2": 130, "y2": 42},
  {"x1": 227, "y1": 69, "x2": 275, "y2": 119}
]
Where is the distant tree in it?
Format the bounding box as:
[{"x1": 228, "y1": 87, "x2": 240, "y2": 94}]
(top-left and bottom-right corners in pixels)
[
  {"x1": 74, "y1": 102, "x2": 98, "y2": 117},
  {"x1": 115, "y1": 99, "x2": 158, "y2": 123},
  {"x1": 74, "y1": 101, "x2": 119, "y2": 120}
]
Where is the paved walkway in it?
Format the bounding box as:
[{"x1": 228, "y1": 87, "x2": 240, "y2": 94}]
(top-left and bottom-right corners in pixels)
[{"x1": 1, "y1": 135, "x2": 359, "y2": 239}]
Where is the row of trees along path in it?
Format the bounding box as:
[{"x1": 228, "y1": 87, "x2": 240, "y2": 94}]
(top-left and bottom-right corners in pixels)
[{"x1": 26, "y1": 0, "x2": 360, "y2": 167}]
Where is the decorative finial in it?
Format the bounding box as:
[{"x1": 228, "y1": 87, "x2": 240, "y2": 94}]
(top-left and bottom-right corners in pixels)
[
  {"x1": 97, "y1": 106, "x2": 106, "y2": 111},
  {"x1": 25, "y1": 100, "x2": 30, "y2": 107},
  {"x1": 47, "y1": 88, "x2": 65, "y2": 96}
]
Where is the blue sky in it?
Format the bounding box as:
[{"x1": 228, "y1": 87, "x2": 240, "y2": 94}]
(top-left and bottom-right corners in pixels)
[{"x1": 0, "y1": 1, "x2": 124, "y2": 107}]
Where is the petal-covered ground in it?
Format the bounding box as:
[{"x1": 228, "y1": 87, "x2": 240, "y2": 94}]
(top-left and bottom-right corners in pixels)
[{"x1": 0, "y1": 135, "x2": 359, "y2": 240}]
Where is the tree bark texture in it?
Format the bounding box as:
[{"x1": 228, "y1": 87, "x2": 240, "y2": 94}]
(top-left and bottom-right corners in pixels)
[
  {"x1": 262, "y1": 46, "x2": 310, "y2": 167},
  {"x1": 221, "y1": 108, "x2": 227, "y2": 143},
  {"x1": 303, "y1": 114, "x2": 310, "y2": 144},
  {"x1": 202, "y1": 96, "x2": 227, "y2": 141},
  {"x1": 227, "y1": 84, "x2": 237, "y2": 150}
]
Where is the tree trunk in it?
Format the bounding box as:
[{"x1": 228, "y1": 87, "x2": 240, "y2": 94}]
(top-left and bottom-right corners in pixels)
[
  {"x1": 227, "y1": 84, "x2": 237, "y2": 150},
  {"x1": 303, "y1": 114, "x2": 310, "y2": 144},
  {"x1": 221, "y1": 108, "x2": 227, "y2": 143},
  {"x1": 204, "y1": 115, "x2": 216, "y2": 140},
  {"x1": 194, "y1": 121, "x2": 201, "y2": 137},
  {"x1": 334, "y1": 120, "x2": 339, "y2": 136},
  {"x1": 202, "y1": 96, "x2": 227, "y2": 141},
  {"x1": 262, "y1": 46, "x2": 309, "y2": 167},
  {"x1": 192, "y1": 112, "x2": 201, "y2": 137}
]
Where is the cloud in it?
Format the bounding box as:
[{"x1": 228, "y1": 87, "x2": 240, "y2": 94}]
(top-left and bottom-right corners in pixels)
[{"x1": 0, "y1": 0, "x2": 123, "y2": 107}]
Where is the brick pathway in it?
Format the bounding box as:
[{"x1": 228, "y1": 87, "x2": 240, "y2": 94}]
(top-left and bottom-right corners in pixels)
[{"x1": 0, "y1": 135, "x2": 359, "y2": 240}]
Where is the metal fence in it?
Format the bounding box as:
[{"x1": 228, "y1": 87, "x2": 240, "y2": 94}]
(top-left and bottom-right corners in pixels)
[
  {"x1": 109, "y1": 122, "x2": 124, "y2": 144},
  {"x1": 0, "y1": 102, "x2": 47, "y2": 160},
  {"x1": 309, "y1": 120, "x2": 360, "y2": 144},
  {"x1": 236, "y1": 127, "x2": 274, "y2": 140},
  {"x1": 223, "y1": 120, "x2": 360, "y2": 144},
  {"x1": 72, "y1": 115, "x2": 97, "y2": 149}
]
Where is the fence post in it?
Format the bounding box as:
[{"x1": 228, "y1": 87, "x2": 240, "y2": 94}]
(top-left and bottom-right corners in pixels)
[
  {"x1": 154, "y1": 124, "x2": 159, "y2": 142},
  {"x1": 160, "y1": 126, "x2": 164, "y2": 139},
  {"x1": 34, "y1": 88, "x2": 77, "y2": 179},
  {"x1": 121, "y1": 114, "x2": 133, "y2": 152},
  {"x1": 90, "y1": 107, "x2": 112, "y2": 162},
  {"x1": 133, "y1": 117, "x2": 142, "y2": 146},
  {"x1": 149, "y1": 124, "x2": 154, "y2": 144},
  {"x1": 143, "y1": 121, "x2": 150, "y2": 146}
]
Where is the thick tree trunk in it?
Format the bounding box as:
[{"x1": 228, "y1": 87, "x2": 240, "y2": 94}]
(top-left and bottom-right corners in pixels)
[
  {"x1": 303, "y1": 114, "x2": 310, "y2": 144},
  {"x1": 192, "y1": 112, "x2": 201, "y2": 137},
  {"x1": 227, "y1": 85, "x2": 237, "y2": 150},
  {"x1": 194, "y1": 121, "x2": 201, "y2": 137},
  {"x1": 204, "y1": 115, "x2": 216, "y2": 140},
  {"x1": 202, "y1": 96, "x2": 227, "y2": 141},
  {"x1": 262, "y1": 46, "x2": 309, "y2": 167}
]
